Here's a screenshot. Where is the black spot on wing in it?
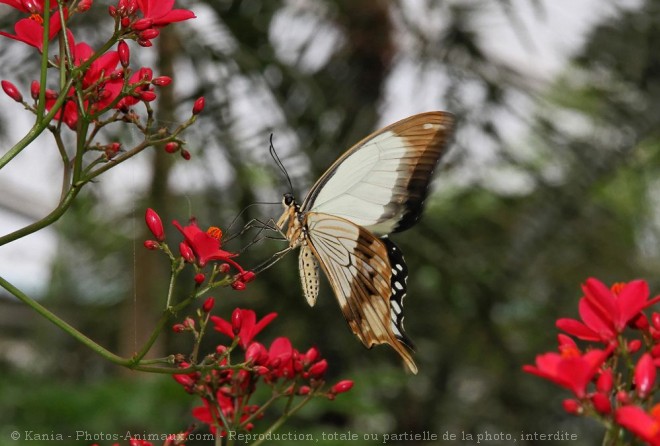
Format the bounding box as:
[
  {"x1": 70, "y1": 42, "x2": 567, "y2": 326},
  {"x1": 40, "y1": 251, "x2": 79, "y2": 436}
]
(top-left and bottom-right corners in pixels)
[{"x1": 381, "y1": 237, "x2": 414, "y2": 350}]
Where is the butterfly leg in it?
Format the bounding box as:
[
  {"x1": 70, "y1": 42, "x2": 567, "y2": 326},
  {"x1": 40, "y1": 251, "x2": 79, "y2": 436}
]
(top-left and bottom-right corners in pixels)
[
  {"x1": 224, "y1": 217, "x2": 281, "y2": 243},
  {"x1": 251, "y1": 246, "x2": 293, "y2": 275}
]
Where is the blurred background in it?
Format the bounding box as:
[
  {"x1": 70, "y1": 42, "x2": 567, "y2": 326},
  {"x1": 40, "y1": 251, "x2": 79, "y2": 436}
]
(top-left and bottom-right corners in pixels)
[{"x1": 0, "y1": 0, "x2": 657, "y2": 444}]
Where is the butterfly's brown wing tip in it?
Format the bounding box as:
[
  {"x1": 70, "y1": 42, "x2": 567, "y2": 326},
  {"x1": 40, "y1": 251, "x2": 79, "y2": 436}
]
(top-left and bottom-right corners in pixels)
[{"x1": 393, "y1": 340, "x2": 418, "y2": 374}]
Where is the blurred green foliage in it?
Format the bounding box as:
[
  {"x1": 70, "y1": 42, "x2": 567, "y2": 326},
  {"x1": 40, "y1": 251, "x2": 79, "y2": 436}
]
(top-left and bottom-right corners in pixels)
[{"x1": 2, "y1": 0, "x2": 660, "y2": 445}]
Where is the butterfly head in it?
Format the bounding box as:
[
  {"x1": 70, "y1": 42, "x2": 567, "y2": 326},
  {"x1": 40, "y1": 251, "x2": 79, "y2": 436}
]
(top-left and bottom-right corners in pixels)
[{"x1": 282, "y1": 192, "x2": 295, "y2": 208}]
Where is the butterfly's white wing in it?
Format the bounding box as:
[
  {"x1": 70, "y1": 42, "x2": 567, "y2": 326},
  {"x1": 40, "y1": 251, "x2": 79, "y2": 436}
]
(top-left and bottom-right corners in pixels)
[
  {"x1": 301, "y1": 112, "x2": 454, "y2": 236},
  {"x1": 304, "y1": 212, "x2": 417, "y2": 374}
]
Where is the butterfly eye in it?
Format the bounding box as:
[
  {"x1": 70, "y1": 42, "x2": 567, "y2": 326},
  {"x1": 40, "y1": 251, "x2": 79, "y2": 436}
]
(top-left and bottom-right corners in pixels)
[{"x1": 283, "y1": 193, "x2": 294, "y2": 206}]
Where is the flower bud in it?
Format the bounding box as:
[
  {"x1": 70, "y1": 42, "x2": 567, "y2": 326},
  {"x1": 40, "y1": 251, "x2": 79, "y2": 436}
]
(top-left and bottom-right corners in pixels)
[
  {"x1": 232, "y1": 280, "x2": 246, "y2": 291},
  {"x1": 308, "y1": 359, "x2": 328, "y2": 378},
  {"x1": 137, "y1": 38, "x2": 153, "y2": 48},
  {"x1": 591, "y1": 393, "x2": 611, "y2": 415},
  {"x1": 202, "y1": 297, "x2": 215, "y2": 313},
  {"x1": 635, "y1": 353, "x2": 656, "y2": 399},
  {"x1": 105, "y1": 142, "x2": 121, "y2": 159},
  {"x1": 254, "y1": 365, "x2": 269, "y2": 375},
  {"x1": 132, "y1": 18, "x2": 153, "y2": 31},
  {"x1": 108, "y1": 5, "x2": 117, "y2": 16},
  {"x1": 172, "y1": 323, "x2": 185, "y2": 333},
  {"x1": 183, "y1": 317, "x2": 195, "y2": 330},
  {"x1": 628, "y1": 339, "x2": 643, "y2": 353},
  {"x1": 616, "y1": 390, "x2": 631, "y2": 405},
  {"x1": 2, "y1": 80, "x2": 22, "y2": 102},
  {"x1": 192, "y1": 96, "x2": 205, "y2": 115},
  {"x1": 139, "y1": 90, "x2": 157, "y2": 102},
  {"x1": 596, "y1": 369, "x2": 613, "y2": 393},
  {"x1": 216, "y1": 345, "x2": 228, "y2": 355},
  {"x1": 173, "y1": 374, "x2": 195, "y2": 388},
  {"x1": 238, "y1": 270, "x2": 256, "y2": 283},
  {"x1": 562, "y1": 399, "x2": 581, "y2": 415},
  {"x1": 651, "y1": 344, "x2": 660, "y2": 358},
  {"x1": 164, "y1": 142, "x2": 179, "y2": 153},
  {"x1": 179, "y1": 242, "x2": 195, "y2": 263},
  {"x1": 121, "y1": 17, "x2": 130, "y2": 28},
  {"x1": 143, "y1": 240, "x2": 159, "y2": 250},
  {"x1": 145, "y1": 208, "x2": 165, "y2": 241},
  {"x1": 194, "y1": 273, "x2": 205, "y2": 285},
  {"x1": 76, "y1": 0, "x2": 92, "y2": 12},
  {"x1": 118, "y1": 40, "x2": 130, "y2": 67},
  {"x1": 231, "y1": 308, "x2": 242, "y2": 334},
  {"x1": 330, "y1": 380, "x2": 354, "y2": 394},
  {"x1": 304, "y1": 346, "x2": 320, "y2": 364},
  {"x1": 30, "y1": 81, "x2": 40, "y2": 100},
  {"x1": 152, "y1": 76, "x2": 172, "y2": 87},
  {"x1": 632, "y1": 313, "x2": 649, "y2": 330},
  {"x1": 298, "y1": 386, "x2": 311, "y2": 395},
  {"x1": 139, "y1": 28, "x2": 160, "y2": 40},
  {"x1": 219, "y1": 263, "x2": 231, "y2": 274}
]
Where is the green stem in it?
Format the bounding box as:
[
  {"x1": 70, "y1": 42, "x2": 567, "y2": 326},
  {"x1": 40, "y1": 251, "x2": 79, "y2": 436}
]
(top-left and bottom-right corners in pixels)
[
  {"x1": 0, "y1": 275, "x2": 124, "y2": 364},
  {"x1": 191, "y1": 312, "x2": 211, "y2": 364},
  {"x1": 0, "y1": 179, "x2": 80, "y2": 247},
  {"x1": 36, "y1": 0, "x2": 51, "y2": 119},
  {"x1": 0, "y1": 275, "x2": 222, "y2": 374}
]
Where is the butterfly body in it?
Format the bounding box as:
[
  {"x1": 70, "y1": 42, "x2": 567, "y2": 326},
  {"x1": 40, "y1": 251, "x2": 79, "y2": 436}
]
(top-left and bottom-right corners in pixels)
[{"x1": 277, "y1": 112, "x2": 455, "y2": 374}]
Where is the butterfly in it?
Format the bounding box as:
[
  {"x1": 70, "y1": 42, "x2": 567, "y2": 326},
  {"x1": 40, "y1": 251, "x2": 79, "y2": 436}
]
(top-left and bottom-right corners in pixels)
[{"x1": 276, "y1": 111, "x2": 455, "y2": 373}]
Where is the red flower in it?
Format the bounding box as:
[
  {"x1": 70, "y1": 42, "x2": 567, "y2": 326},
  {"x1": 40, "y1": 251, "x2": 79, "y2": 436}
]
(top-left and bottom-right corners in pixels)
[
  {"x1": 192, "y1": 391, "x2": 256, "y2": 436},
  {"x1": 267, "y1": 336, "x2": 295, "y2": 379},
  {"x1": 0, "y1": 0, "x2": 52, "y2": 14},
  {"x1": 616, "y1": 404, "x2": 660, "y2": 446},
  {"x1": 522, "y1": 344, "x2": 612, "y2": 398},
  {"x1": 557, "y1": 278, "x2": 660, "y2": 343},
  {"x1": 0, "y1": 9, "x2": 65, "y2": 51},
  {"x1": 173, "y1": 219, "x2": 238, "y2": 268},
  {"x1": 210, "y1": 308, "x2": 277, "y2": 350},
  {"x1": 135, "y1": 0, "x2": 195, "y2": 27}
]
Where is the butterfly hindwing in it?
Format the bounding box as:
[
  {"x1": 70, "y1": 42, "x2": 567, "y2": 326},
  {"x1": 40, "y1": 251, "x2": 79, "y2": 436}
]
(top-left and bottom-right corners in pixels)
[
  {"x1": 381, "y1": 237, "x2": 414, "y2": 351},
  {"x1": 301, "y1": 112, "x2": 454, "y2": 236},
  {"x1": 304, "y1": 212, "x2": 417, "y2": 373}
]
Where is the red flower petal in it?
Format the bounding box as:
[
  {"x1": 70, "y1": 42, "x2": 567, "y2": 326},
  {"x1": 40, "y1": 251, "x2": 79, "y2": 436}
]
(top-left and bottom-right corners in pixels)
[
  {"x1": 616, "y1": 405, "x2": 660, "y2": 444},
  {"x1": 556, "y1": 318, "x2": 602, "y2": 342}
]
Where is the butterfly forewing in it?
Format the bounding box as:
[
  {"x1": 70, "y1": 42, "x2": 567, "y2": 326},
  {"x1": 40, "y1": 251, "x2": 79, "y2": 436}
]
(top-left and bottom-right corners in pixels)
[
  {"x1": 301, "y1": 112, "x2": 454, "y2": 235},
  {"x1": 304, "y1": 212, "x2": 417, "y2": 374}
]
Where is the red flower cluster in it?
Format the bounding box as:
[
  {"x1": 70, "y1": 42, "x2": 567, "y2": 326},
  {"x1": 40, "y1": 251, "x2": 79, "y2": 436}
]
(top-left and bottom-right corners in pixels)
[
  {"x1": 110, "y1": 0, "x2": 196, "y2": 47},
  {"x1": 525, "y1": 278, "x2": 660, "y2": 445},
  {"x1": 173, "y1": 308, "x2": 353, "y2": 437},
  {"x1": 0, "y1": 0, "x2": 195, "y2": 131},
  {"x1": 144, "y1": 209, "x2": 255, "y2": 291}
]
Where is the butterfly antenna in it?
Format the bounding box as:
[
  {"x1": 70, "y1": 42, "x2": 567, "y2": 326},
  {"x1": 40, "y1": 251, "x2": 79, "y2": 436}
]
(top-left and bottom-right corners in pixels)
[{"x1": 269, "y1": 133, "x2": 294, "y2": 195}]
